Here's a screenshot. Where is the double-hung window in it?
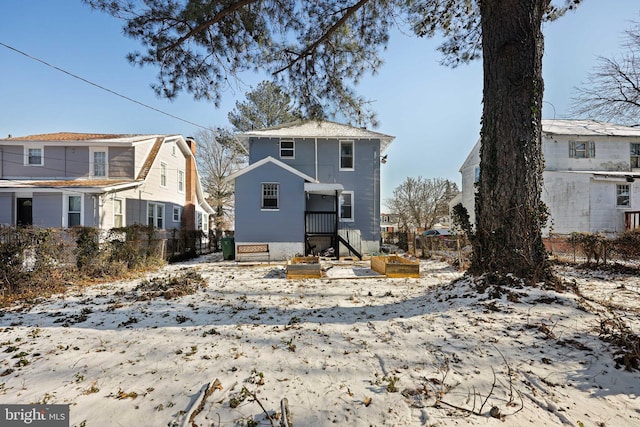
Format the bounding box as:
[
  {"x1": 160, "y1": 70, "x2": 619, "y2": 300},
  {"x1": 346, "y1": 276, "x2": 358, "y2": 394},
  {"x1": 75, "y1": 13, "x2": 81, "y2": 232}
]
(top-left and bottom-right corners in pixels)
[
  {"x1": 25, "y1": 146, "x2": 44, "y2": 166},
  {"x1": 90, "y1": 148, "x2": 107, "y2": 178},
  {"x1": 173, "y1": 206, "x2": 182, "y2": 223},
  {"x1": 340, "y1": 140, "x2": 354, "y2": 170},
  {"x1": 569, "y1": 141, "x2": 595, "y2": 159},
  {"x1": 340, "y1": 191, "x2": 354, "y2": 221},
  {"x1": 178, "y1": 170, "x2": 185, "y2": 193},
  {"x1": 631, "y1": 143, "x2": 640, "y2": 169},
  {"x1": 280, "y1": 139, "x2": 295, "y2": 158},
  {"x1": 617, "y1": 184, "x2": 630, "y2": 207},
  {"x1": 261, "y1": 183, "x2": 279, "y2": 210},
  {"x1": 148, "y1": 202, "x2": 165, "y2": 228},
  {"x1": 160, "y1": 162, "x2": 167, "y2": 187},
  {"x1": 67, "y1": 195, "x2": 82, "y2": 227},
  {"x1": 113, "y1": 198, "x2": 124, "y2": 228}
]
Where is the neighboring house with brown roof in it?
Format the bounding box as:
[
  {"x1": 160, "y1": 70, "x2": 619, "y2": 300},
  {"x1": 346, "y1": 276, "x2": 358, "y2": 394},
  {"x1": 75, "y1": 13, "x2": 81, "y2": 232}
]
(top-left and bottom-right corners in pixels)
[{"x1": 0, "y1": 132, "x2": 214, "y2": 232}]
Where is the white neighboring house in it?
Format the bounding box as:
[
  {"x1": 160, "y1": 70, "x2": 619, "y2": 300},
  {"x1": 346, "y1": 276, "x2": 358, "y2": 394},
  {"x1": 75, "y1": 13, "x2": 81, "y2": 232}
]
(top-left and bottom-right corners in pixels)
[{"x1": 457, "y1": 120, "x2": 640, "y2": 236}]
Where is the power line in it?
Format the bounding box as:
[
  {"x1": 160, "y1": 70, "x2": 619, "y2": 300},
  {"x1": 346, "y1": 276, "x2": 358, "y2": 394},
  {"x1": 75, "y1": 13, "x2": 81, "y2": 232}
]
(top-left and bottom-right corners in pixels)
[{"x1": 0, "y1": 41, "x2": 210, "y2": 131}]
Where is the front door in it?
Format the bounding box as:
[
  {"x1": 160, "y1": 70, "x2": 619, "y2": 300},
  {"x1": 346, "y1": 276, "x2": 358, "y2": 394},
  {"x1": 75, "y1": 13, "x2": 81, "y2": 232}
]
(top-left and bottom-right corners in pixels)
[{"x1": 17, "y1": 198, "x2": 33, "y2": 226}]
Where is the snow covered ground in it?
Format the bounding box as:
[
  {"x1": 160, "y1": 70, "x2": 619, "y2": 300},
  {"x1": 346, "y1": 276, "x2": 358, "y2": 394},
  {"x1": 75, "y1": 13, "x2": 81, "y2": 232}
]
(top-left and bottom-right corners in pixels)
[{"x1": 1, "y1": 255, "x2": 639, "y2": 427}]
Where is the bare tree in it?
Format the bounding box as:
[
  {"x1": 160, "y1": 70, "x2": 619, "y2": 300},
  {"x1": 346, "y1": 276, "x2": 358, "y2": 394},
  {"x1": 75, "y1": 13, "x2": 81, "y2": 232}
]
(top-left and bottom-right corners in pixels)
[
  {"x1": 571, "y1": 22, "x2": 640, "y2": 126},
  {"x1": 387, "y1": 177, "x2": 459, "y2": 231},
  {"x1": 194, "y1": 128, "x2": 246, "y2": 247}
]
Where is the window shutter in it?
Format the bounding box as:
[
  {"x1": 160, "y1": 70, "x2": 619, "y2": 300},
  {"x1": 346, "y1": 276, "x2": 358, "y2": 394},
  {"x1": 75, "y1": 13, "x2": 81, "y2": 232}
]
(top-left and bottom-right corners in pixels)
[
  {"x1": 589, "y1": 141, "x2": 595, "y2": 158},
  {"x1": 569, "y1": 141, "x2": 576, "y2": 158}
]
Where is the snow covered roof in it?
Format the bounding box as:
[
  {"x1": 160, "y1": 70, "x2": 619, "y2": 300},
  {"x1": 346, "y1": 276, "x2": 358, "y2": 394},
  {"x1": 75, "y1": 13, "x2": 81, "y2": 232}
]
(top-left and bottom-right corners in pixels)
[
  {"x1": 542, "y1": 120, "x2": 640, "y2": 138},
  {"x1": 236, "y1": 120, "x2": 395, "y2": 153}
]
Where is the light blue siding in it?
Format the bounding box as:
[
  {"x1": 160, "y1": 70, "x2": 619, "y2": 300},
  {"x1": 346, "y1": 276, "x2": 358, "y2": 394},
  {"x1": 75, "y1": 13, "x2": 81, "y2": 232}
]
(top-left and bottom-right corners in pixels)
[{"x1": 234, "y1": 162, "x2": 305, "y2": 243}]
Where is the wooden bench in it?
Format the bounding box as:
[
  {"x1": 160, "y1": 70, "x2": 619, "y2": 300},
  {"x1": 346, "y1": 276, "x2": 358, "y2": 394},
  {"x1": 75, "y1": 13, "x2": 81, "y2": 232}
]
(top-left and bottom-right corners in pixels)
[{"x1": 236, "y1": 244, "x2": 270, "y2": 263}]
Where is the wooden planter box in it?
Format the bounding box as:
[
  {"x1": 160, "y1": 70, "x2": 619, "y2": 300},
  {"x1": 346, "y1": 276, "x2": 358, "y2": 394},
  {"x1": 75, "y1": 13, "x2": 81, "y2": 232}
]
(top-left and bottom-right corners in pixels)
[
  {"x1": 286, "y1": 256, "x2": 322, "y2": 279},
  {"x1": 371, "y1": 255, "x2": 420, "y2": 278}
]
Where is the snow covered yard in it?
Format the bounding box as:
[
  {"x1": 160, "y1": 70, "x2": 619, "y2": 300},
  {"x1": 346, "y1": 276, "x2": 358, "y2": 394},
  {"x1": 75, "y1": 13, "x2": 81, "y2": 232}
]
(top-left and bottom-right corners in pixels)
[{"x1": 0, "y1": 256, "x2": 639, "y2": 427}]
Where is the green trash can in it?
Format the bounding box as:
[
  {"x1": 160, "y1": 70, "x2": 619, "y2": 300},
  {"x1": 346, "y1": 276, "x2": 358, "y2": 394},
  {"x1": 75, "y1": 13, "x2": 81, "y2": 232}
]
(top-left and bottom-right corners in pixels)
[{"x1": 221, "y1": 237, "x2": 235, "y2": 260}]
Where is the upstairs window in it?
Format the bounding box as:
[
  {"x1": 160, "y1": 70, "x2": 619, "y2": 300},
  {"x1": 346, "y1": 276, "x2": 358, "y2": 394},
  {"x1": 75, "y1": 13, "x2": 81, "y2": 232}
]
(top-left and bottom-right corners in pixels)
[
  {"x1": 160, "y1": 162, "x2": 167, "y2": 187},
  {"x1": 25, "y1": 146, "x2": 43, "y2": 166},
  {"x1": 340, "y1": 140, "x2": 354, "y2": 170},
  {"x1": 280, "y1": 139, "x2": 294, "y2": 158},
  {"x1": 569, "y1": 141, "x2": 595, "y2": 159},
  {"x1": 631, "y1": 143, "x2": 640, "y2": 169},
  {"x1": 178, "y1": 170, "x2": 185, "y2": 193},
  {"x1": 261, "y1": 183, "x2": 279, "y2": 210},
  {"x1": 90, "y1": 148, "x2": 107, "y2": 178},
  {"x1": 617, "y1": 184, "x2": 630, "y2": 207}
]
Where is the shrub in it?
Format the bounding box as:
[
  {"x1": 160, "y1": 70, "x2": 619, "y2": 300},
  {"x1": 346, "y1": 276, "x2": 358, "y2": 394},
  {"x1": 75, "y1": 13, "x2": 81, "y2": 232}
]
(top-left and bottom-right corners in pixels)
[{"x1": 569, "y1": 232, "x2": 611, "y2": 265}]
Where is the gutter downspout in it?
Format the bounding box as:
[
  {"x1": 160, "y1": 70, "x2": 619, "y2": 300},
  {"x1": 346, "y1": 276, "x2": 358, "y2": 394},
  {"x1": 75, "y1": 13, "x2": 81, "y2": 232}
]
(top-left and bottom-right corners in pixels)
[{"x1": 314, "y1": 138, "x2": 318, "y2": 181}]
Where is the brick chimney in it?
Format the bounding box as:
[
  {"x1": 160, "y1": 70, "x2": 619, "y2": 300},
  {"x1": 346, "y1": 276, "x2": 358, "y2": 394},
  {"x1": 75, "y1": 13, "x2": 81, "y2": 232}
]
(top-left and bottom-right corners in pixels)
[{"x1": 183, "y1": 137, "x2": 198, "y2": 230}]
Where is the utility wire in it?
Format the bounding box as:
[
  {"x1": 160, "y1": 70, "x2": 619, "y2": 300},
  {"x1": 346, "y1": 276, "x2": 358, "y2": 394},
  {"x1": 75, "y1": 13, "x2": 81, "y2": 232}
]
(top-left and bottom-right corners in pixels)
[{"x1": 0, "y1": 41, "x2": 209, "y2": 131}]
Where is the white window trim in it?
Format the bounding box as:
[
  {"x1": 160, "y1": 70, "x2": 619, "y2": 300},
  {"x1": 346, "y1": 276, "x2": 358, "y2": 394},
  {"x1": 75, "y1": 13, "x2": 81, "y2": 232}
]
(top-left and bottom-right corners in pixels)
[
  {"x1": 178, "y1": 169, "x2": 185, "y2": 194},
  {"x1": 147, "y1": 202, "x2": 165, "y2": 229},
  {"x1": 89, "y1": 147, "x2": 108, "y2": 178},
  {"x1": 339, "y1": 140, "x2": 355, "y2": 171},
  {"x1": 113, "y1": 198, "x2": 124, "y2": 228},
  {"x1": 63, "y1": 193, "x2": 84, "y2": 228},
  {"x1": 569, "y1": 140, "x2": 595, "y2": 159},
  {"x1": 173, "y1": 206, "x2": 182, "y2": 223},
  {"x1": 280, "y1": 139, "x2": 295, "y2": 159},
  {"x1": 339, "y1": 190, "x2": 355, "y2": 222},
  {"x1": 160, "y1": 162, "x2": 168, "y2": 188},
  {"x1": 616, "y1": 184, "x2": 631, "y2": 208},
  {"x1": 261, "y1": 182, "x2": 280, "y2": 211},
  {"x1": 24, "y1": 144, "x2": 44, "y2": 166}
]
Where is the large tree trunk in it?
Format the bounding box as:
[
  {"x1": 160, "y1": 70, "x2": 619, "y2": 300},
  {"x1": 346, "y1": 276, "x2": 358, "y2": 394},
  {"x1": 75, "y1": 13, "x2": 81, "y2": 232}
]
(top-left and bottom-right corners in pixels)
[{"x1": 471, "y1": 0, "x2": 552, "y2": 283}]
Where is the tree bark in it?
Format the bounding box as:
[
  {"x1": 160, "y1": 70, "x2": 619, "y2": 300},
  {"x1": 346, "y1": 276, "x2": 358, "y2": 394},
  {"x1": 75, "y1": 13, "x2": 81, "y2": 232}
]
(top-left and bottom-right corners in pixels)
[{"x1": 471, "y1": 0, "x2": 551, "y2": 283}]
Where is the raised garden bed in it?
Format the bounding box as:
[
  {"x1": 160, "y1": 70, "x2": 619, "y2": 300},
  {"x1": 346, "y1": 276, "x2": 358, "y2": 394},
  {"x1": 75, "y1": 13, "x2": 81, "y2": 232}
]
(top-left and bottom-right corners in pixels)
[
  {"x1": 371, "y1": 255, "x2": 420, "y2": 278},
  {"x1": 286, "y1": 256, "x2": 322, "y2": 279}
]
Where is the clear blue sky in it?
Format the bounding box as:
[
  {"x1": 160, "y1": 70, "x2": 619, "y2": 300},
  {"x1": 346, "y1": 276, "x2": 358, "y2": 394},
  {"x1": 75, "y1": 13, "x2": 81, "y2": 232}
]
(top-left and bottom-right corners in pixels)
[{"x1": 1, "y1": 1, "x2": 639, "y2": 205}]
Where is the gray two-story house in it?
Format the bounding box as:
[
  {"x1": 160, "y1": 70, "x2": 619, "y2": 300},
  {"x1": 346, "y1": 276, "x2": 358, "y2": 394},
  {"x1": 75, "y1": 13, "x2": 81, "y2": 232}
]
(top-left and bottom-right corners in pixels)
[
  {"x1": 0, "y1": 132, "x2": 214, "y2": 232},
  {"x1": 227, "y1": 120, "x2": 394, "y2": 261}
]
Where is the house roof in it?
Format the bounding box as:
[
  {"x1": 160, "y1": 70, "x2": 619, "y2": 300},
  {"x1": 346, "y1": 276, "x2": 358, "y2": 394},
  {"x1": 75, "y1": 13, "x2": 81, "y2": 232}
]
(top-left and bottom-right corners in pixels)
[
  {"x1": 226, "y1": 156, "x2": 317, "y2": 183},
  {"x1": 0, "y1": 132, "x2": 171, "y2": 144},
  {"x1": 0, "y1": 179, "x2": 142, "y2": 193},
  {"x1": 236, "y1": 120, "x2": 395, "y2": 153},
  {"x1": 541, "y1": 119, "x2": 640, "y2": 138}
]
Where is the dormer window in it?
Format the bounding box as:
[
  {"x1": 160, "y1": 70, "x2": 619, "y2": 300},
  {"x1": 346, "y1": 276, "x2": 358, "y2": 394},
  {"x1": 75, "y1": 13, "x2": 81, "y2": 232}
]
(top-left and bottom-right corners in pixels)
[
  {"x1": 280, "y1": 139, "x2": 294, "y2": 158},
  {"x1": 569, "y1": 141, "x2": 595, "y2": 159}
]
